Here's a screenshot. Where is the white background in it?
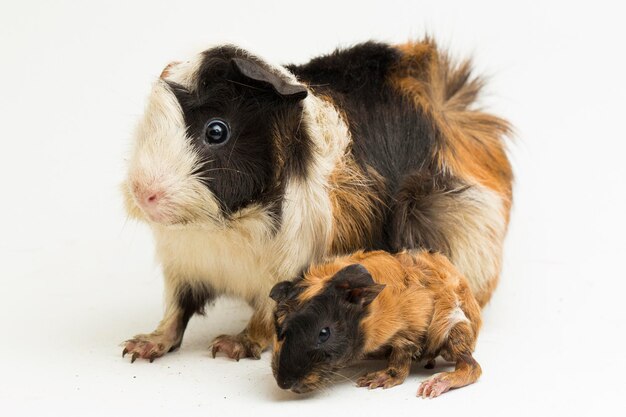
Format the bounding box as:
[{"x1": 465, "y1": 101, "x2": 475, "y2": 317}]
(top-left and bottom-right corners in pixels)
[{"x1": 1, "y1": 0, "x2": 625, "y2": 416}]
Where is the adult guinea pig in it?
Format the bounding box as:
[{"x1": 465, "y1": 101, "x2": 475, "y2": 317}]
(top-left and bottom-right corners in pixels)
[
  {"x1": 270, "y1": 250, "x2": 482, "y2": 398},
  {"x1": 121, "y1": 39, "x2": 512, "y2": 362}
]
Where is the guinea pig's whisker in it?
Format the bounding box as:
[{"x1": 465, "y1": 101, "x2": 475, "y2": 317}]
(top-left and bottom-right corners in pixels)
[
  {"x1": 121, "y1": 214, "x2": 131, "y2": 232},
  {"x1": 311, "y1": 379, "x2": 331, "y2": 395},
  {"x1": 225, "y1": 78, "x2": 265, "y2": 91},
  {"x1": 326, "y1": 370, "x2": 358, "y2": 384},
  {"x1": 191, "y1": 173, "x2": 210, "y2": 183},
  {"x1": 320, "y1": 379, "x2": 334, "y2": 394},
  {"x1": 193, "y1": 162, "x2": 212, "y2": 173},
  {"x1": 191, "y1": 152, "x2": 251, "y2": 179},
  {"x1": 192, "y1": 158, "x2": 214, "y2": 171},
  {"x1": 295, "y1": 111, "x2": 305, "y2": 135},
  {"x1": 225, "y1": 131, "x2": 242, "y2": 167},
  {"x1": 348, "y1": 369, "x2": 366, "y2": 380},
  {"x1": 195, "y1": 154, "x2": 214, "y2": 164},
  {"x1": 191, "y1": 161, "x2": 211, "y2": 176},
  {"x1": 202, "y1": 167, "x2": 249, "y2": 176}
]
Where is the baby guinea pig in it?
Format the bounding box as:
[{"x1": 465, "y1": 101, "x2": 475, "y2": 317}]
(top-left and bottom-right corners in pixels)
[{"x1": 269, "y1": 249, "x2": 482, "y2": 398}]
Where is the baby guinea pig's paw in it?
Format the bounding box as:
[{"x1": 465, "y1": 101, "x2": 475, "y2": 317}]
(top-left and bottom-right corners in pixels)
[
  {"x1": 356, "y1": 368, "x2": 406, "y2": 390},
  {"x1": 210, "y1": 333, "x2": 262, "y2": 361},
  {"x1": 417, "y1": 373, "x2": 452, "y2": 398},
  {"x1": 122, "y1": 332, "x2": 177, "y2": 363}
]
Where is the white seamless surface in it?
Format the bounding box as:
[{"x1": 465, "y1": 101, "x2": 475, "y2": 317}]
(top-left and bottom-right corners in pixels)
[{"x1": 0, "y1": 1, "x2": 624, "y2": 416}]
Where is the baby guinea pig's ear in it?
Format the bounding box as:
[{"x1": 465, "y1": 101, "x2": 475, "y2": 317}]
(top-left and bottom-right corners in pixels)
[
  {"x1": 270, "y1": 281, "x2": 295, "y2": 303},
  {"x1": 231, "y1": 58, "x2": 308, "y2": 100},
  {"x1": 332, "y1": 264, "x2": 386, "y2": 307}
]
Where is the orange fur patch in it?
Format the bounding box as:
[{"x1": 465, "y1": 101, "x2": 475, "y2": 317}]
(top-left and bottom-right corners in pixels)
[
  {"x1": 295, "y1": 250, "x2": 481, "y2": 358},
  {"x1": 392, "y1": 40, "x2": 513, "y2": 214},
  {"x1": 327, "y1": 159, "x2": 387, "y2": 254}
]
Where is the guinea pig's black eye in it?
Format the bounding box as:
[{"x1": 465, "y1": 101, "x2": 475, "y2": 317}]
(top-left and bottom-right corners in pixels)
[
  {"x1": 318, "y1": 327, "x2": 331, "y2": 344},
  {"x1": 203, "y1": 118, "x2": 230, "y2": 146}
]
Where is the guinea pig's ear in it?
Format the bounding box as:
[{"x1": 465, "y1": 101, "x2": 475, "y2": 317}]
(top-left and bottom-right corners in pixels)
[
  {"x1": 159, "y1": 61, "x2": 181, "y2": 79},
  {"x1": 270, "y1": 281, "x2": 295, "y2": 303},
  {"x1": 231, "y1": 58, "x2": 308, "y2": 100},
  {"x1": 333, "y1": 264, "x2": 386, "y2": 307}
]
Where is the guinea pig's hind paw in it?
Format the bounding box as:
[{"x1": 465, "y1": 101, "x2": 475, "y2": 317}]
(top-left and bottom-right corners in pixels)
[
  {"x1": 356, "y1": 369, "x2": 404, "y2": 390},
  {"x1": 121, "y1": 333, "x2": 173, "y2": 363},
  {"x1": 210, "y1": 334, "x2": 262, "y2": 361},
  {"x1": 417, "y1": 374, "x2": 451, "y2": 399}
]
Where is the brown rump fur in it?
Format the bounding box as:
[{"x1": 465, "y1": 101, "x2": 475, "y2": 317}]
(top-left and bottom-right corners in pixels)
[{"x1": 393, "y1": 40, "x2": 513, "y2": 210}]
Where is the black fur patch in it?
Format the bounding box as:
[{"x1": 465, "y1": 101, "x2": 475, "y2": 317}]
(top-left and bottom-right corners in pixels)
[
  {"x1": 289, "y1": 42, "x2": 441, "y2": 185},
  {"x1": 273, "y1": 264, "x2": 384, "y2": 390},
  {"x1": 288, "y1": 42, "x2": 445, "y2": 251},
  {"x1": 389, "y1": 171, "x2": 470, "y2": 253},
  {"x1": 167, "y1": 46, "x2": 312, "y2": 218}
]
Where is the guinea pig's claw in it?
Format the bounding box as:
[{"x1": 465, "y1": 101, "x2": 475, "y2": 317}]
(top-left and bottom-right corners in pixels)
[
  {"x1": 417, "y1": 374, "x2": 451, "y2": 398},
  {"x1": 357, "y1": 369, "x2": 405, "y2": 390},
  {"x1": 121, "y1": 334, "x2": 173, "y2": 363},
  {"x1": 210, "y1": 334, "x2": 263, "y2": 361}
]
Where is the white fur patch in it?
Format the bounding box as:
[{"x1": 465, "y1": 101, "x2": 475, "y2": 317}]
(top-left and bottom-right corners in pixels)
[
  {"x1": 124, "y1": 79, "x2": 222, "y2": 225},
  {"x1": 265, "y1": 94, "x2": 351, "y2": 276},
  {"x1": 125, "y1": 57, "x2": 351, "y2": 313},
  {"x1": 161, "y1": 53, "x2": 205, "y2": 90},
  {"x1": 448, "y1": 304, "x2": 469, "y2": 326},
  {"x1": 428, "y1": 183, "x2": 507, "y2": 299},
  {"x1": 444, "y1": 301, "x2": 470, "y2": 338}
]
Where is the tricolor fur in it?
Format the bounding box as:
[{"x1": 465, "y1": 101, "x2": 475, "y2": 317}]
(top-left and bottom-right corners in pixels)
[
  {"x1": 122, "y1": 39, "x2": 512, "y2": 362},
  {"x1": 270, "y1": 249, "x2": 482, "y2": 397}
]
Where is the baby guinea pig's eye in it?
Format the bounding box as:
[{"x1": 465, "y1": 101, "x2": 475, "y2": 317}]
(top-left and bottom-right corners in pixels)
[
  {"x1": 203, "y1": 118, "x2": 231, "y2": 146},
  {"x1": 318, "y1": 327, "x2": 331, "y2": 344}
]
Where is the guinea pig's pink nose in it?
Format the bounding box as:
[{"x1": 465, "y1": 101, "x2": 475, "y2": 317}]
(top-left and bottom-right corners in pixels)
[
  {"x1": 140, "y1": 190, "x2": 164, "y2": 207},
  {"x1": 130, "y1": 181, "x2": 173, "y2": 223},
  {"x1": 146, "y1": 193, "x2": 159, "y2": 204},
  {"x1": 133, "y1": 185, "x2": 165, "y2": 209}
]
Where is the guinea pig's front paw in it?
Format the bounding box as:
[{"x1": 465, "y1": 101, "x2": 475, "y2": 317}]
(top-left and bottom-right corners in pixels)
[
  {"x1": 417, "y1": 373, "x2": 452, "y2": 398},
  {"x1": 122, "y1": 332, "x2": 176, "y2": 363},
  {"x1": 357, "y1": 369, "x2": 405, "y2": 390},
  {"x1": 210, "y1": 334, "x2": 262, "y2": 361}
]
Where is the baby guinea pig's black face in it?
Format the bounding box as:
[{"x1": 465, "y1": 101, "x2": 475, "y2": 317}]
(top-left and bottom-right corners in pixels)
[
  {"x1": 270, "y1": 264, "x2": 386, "y2": 393},
  {"x1": 126, "y1": 45, "x2": 311, "y2": 226}
]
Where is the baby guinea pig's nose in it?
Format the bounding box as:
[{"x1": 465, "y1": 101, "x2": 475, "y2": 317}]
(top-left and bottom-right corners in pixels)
[
  {"x1": 290, "y1": 382, "x2": 310, "y2": 394},
  {"x1": 277, "y1": 376, "x2": 296, "y2": 390}
]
